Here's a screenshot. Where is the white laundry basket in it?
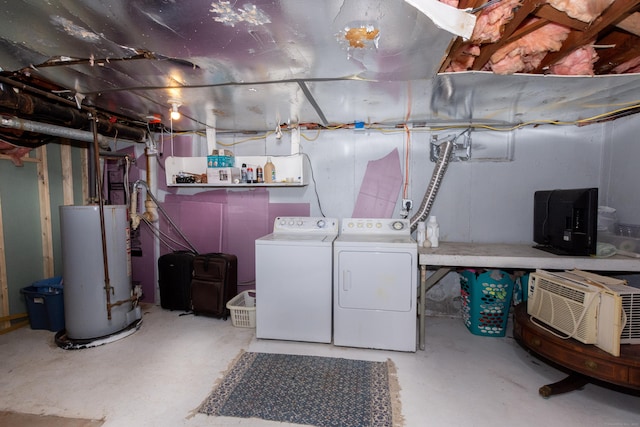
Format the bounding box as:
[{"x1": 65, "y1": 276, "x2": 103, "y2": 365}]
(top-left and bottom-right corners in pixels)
[{"x1": 226, "y1": 290, "x2": 256, "y2": 328}]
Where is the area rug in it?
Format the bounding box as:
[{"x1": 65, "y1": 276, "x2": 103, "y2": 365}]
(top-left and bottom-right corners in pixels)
[{"x1": 198, "y1": 351, "x2": 403, "y2": 427}]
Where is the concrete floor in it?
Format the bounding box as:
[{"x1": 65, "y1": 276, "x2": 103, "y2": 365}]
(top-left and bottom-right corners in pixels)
[{"x1": 1, "y1": 303, "x2": 638, "y2": 427}]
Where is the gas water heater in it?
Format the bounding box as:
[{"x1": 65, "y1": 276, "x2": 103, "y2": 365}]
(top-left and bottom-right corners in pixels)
[{"x1": 59, "y1": 205, "x2": 141, "y2": 340}]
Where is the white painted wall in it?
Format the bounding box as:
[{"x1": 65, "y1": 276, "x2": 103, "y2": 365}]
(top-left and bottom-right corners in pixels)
[
  {"x1": 600, "y1": 114, "x2": 639, "y2": 226},
  {"x1": 219, "y1": 122, "x2": 606, "y2": 244},
  {"x1": 163, "y1": 118, "x2": 636, "y2": 317}
]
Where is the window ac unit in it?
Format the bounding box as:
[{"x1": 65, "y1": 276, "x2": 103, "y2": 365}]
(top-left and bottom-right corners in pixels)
[
  {"x1": 603, "y1": 282, "x2": 640, "y2": 345},
  {"x1": 527, "y1": 270, "x2": 640, "y2": 356},
  {"x1": 527, "y1": 270, "x2": 602, "y2": 345}
]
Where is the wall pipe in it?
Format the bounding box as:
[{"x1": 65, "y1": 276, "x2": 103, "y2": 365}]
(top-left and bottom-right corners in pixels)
[
  {"x1": 131, "y1": 179, "x2": 198, "y2": 254},
  {"x1": 144, "y1": 145, "x2": 159, "y2": 223},
  {"x1": 409, "y1": 137, "x2": 455, "y2": 231},
  {"x1": 88, "y1": 137, "x2": 97, "y2": 201},
  {"x1": 0, "y1": 79, "x2": 147, "y2": 142},
  {"x1": 1, "y1": 115, "x2": 114, "y2": 149}
]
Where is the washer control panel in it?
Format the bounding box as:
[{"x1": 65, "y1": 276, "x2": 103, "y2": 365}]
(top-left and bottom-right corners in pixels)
[
  {"x1": 340, "y1": 218, "x2": 410, "y2": 235},
  {"x1": 273, "y1": 216, "x2": 339, "y2": 233}
]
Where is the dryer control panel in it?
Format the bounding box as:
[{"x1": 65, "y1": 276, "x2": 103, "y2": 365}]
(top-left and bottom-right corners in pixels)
[
  {"x1": 340, "y1": 218, "x2": 410, "y2": 235},
  {"x1": 273, "y1": 216, "x2": 339, "y2": 234}
]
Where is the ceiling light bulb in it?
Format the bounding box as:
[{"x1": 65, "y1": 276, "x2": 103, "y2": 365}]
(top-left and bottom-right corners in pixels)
[{"x1": 169, "y1": 102, "x2": 181, "y2": 121}]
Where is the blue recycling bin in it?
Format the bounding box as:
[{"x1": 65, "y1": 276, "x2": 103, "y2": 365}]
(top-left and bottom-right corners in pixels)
[{"x1": 21, "y1": 276, "x2": 65, "y2": 332}]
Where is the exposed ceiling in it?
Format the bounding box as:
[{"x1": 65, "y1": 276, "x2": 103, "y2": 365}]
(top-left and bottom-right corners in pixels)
[{"x1": 0, "y1": 0, "x2": 639, "y2": 144}]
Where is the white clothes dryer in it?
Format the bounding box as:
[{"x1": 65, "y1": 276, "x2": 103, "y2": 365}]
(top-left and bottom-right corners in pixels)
[
  {"x1": 255, "y1": 216, "x2": 338, "y2": 343},
  {"x1": 333, "y1": 218, "x2": 417, "y2": 352}
]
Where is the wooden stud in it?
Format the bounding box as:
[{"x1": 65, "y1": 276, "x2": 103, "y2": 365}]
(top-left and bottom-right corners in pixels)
[
  {"x1": 36, "y1": 146, "x2": 54, "y2": 278},
  {"x1": 534, "y1": 4, "x2": 591, "y2": 31},
  {"x1": 60, "y1": 140, "x2": 74, "y2": 206}
]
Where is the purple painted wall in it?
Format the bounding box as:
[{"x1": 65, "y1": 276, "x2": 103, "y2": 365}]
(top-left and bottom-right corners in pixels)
[
  {"x1": 128, "y1": 152, "x2": 310, "y2": 302},
  {"x1": 131, "y1": 224, "x2": 156, "y2": 302}
]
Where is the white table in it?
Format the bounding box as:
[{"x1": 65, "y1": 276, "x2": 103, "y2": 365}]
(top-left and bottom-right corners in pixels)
[{"x1": 418, "y1": 242, "x2": 640, "y2": 350}]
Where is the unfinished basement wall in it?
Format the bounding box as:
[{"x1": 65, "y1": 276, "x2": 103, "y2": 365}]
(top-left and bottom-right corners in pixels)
[{"x1": 0, "y1": 141, "x2": 85, "y2": 322}]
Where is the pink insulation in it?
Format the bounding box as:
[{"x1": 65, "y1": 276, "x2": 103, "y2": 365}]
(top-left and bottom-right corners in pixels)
[
  {"x1": 489, "y1": 19, "x2": 571, "y2": 75},
  {"x1": 439, "y1": 1, "x2": 639, "y2": 77},
  {"x1": 549, "y1": 43, "x2": 599, "y2": 75},
  {"x1": 612, "y1": 56, "x2": 640, "y2": 74},
  {"x1": 0, "y1": 140, "x2": 32, "y2": 166},
  {"x1": 471, "y1": 0, "x2": 522, "y2": 43},
  {"x1": 546, "y1": 0, "x2": 615, "y2": 23},
  {"x1": 445, "y1": 43, "x2": 481, "y2": 72}
]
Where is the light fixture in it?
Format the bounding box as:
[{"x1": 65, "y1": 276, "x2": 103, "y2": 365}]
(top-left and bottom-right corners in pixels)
[{"x1": 169, "y1": 100, "x2": 181, "y2": 121}]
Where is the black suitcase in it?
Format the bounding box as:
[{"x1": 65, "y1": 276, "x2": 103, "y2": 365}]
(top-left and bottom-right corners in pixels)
[
  {"x1": 158, "y1": 251, "x2": 196, "y2": 311},
  {"x1": 191, "y1": 253, "x2": 238, "y2": 319}
]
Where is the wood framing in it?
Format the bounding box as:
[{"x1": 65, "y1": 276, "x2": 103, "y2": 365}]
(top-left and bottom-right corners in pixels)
[
  {"x1": 36, "y1": 146, "x2": 54, "y2": 278},
  {"x1": 60, "y1": 141, "x2": 74, "y2": 206}
]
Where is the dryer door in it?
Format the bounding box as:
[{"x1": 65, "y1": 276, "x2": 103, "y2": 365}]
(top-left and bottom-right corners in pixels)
[{"x1": 336, "y1": 250, "x2": 413, "y2": 312}]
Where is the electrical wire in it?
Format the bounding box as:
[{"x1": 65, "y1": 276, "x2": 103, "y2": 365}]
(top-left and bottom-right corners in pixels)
[
  {"x1": 148, "y1": 96, "x2": 640, "y2": 150},
  {"x1": 300, "y1": 151, "x2": 326, "y2": 217},
  {"x1": 403, "y1": 124, "x2": 411, "y2": 200},
  {"x1": 402, "y1": 79, "x2": 413, "y2": 201},
  {"x1": 215, "y1": 130, "x2": 275, "y2": 147},
  {"x1": 123, "y1": 156, "x2": 131, "y2": 205},
  {"x1": 300, "y1": 128, "x2": 321, "y2": 141},
  {"x1": 141, "y1": 216, "x2": 193, "y2": 253}
]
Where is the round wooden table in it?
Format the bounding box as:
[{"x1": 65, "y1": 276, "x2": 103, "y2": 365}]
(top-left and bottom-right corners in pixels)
[{"x1": 513, "y1": 304, "x2": 640, "y2": 397}]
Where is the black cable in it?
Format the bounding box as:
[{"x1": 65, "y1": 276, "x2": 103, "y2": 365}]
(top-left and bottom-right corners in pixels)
[{"x1": 300, "y1": 151, "x2": 326, "y2": 217}]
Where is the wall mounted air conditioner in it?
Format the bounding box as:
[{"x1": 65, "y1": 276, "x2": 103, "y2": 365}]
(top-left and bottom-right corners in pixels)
[
  {"x1": 527, "y1": 269, "x2": 640, "y2": 357},
  {"x1": 603, "y1": 282, "x2": 640, "y2": 345},
  {"x1": 527, "y1": 270, "x2": 602, "y2": 345}
]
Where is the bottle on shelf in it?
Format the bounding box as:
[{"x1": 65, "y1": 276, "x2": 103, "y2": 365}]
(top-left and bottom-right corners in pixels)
[
  {"x1": 416, "y1": 221, "x2": 426, "y2": 247},
  {"x1": 264, "y1": 157, "x2": 276, "y2": 183},
  {"x1": 426, "y1": 215, "x2": 439, "y2": 248},
  {"x1": 256, "y1": 166, "x2": 264, "y2": 183},
  {"x1": 241, "y1": 163, "x2": 248, "y2": 183},
  {"x1": 247, "y1": 167, "x2": 254, "y2": 183}
]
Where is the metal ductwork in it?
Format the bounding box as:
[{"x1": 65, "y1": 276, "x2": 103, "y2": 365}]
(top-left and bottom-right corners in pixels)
[{"x1": 409, "y1": 137, "x2": 455, "y2": 231}]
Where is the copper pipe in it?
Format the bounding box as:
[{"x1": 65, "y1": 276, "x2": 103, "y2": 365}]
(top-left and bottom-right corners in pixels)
[
  {"x1": 109, "y1": 295, "x2": 138, "y2": 309},
  {"x1": 91, "y1": 113, "x2": 113, "y2": 320}
]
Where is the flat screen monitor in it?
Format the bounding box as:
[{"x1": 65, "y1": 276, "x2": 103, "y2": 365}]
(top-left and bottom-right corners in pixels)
[{"x1": 533, "y1": 187, "x2": 598, "y2": 256}]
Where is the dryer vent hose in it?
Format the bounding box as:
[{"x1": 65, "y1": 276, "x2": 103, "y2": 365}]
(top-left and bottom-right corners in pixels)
[{"x1": 409, "y1": 138, "x2": 455, "y2": 231}]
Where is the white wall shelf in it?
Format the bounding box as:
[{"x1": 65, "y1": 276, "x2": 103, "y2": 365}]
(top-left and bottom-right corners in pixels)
[{"x1": 165, "y1": 154, "x2": 307, "y2": 187}]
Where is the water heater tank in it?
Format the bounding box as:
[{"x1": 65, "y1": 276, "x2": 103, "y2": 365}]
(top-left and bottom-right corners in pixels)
[{"x1": 60, "y1": 205, "x2": 138, "y2": 340}]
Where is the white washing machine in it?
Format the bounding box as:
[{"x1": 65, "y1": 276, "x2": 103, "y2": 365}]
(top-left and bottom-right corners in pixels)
[
  {"x1": 333, "y1": 218, "x2": 417, "y2": 352},
  {"x1": 255, "y1": 216, "x2": 338, "y2": 343}
]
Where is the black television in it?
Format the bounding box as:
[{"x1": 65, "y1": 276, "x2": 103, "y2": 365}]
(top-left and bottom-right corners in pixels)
[{"x1": 533, "y1": 187, "x2": 599, "y2": 256}]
